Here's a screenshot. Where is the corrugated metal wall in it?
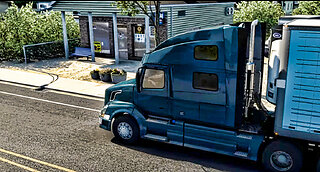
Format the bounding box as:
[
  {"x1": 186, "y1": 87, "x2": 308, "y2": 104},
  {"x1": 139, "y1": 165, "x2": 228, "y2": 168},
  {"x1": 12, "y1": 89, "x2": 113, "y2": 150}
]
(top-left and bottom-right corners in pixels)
[
  {"x1": 52, "y1": 1, "x2": 234, "y2": 38},
  {"x1": 163, "y1": 3, "x2": 234, "y2": 38},
  {"x1": 283, "y1": 30, "x2": 320, "y2": 134},
  {"x1": 52, "y1": 1, "x2": 145, "y2": 17},
  {"x1": 0, "y1": 1, "x2": 9, "y2": 13}
]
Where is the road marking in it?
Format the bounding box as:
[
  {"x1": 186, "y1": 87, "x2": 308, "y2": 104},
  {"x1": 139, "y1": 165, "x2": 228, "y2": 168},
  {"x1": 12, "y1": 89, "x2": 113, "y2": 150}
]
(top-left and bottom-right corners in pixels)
[
  {"x1": 0, "y1": 148, "x2": 76, "y2": 172},
  {"x1": 0, "y1": 90, "x2": 100, "y2": 112},
  {"x1": 0, "y1": 81, "x2": 104, "y2": 102},
  {"x1": 0, "y1": 156, "x2": 40, "y2": 172}
]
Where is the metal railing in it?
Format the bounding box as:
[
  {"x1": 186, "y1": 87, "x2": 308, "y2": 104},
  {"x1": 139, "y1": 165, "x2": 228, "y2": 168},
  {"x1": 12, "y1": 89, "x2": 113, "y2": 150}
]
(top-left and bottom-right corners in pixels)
[{"x1": 23, "y1": 38, "x2": 80, "y2": 64}]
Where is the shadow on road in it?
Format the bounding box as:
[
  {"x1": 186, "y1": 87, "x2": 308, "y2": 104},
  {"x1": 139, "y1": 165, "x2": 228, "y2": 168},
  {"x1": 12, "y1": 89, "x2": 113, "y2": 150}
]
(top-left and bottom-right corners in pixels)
[
  {"x1": 111, "y1": 137, "x2": 318, "y2": 172},
  {"x1": 111, "y1": 138, "x2": 261, "y2": 172}
]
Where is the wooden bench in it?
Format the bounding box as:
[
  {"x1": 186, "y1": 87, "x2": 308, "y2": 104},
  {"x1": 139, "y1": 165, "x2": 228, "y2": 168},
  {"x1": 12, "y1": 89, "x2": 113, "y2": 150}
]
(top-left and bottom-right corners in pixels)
[{"x1": 70, "y1": 47, "x2": 91, "y2": 60}]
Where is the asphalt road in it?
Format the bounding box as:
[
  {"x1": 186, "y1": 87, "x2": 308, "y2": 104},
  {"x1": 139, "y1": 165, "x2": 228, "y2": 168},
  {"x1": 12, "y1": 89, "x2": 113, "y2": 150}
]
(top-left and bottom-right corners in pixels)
[{"x1": 0, "y1": 81, "x2": 264, "y2": 172}]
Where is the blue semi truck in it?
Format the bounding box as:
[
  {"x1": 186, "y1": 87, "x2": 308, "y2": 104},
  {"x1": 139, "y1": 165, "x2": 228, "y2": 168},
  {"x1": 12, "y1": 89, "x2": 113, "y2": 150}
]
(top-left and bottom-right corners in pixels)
[{"x1": 99, "y1": 19, "x2": 320, "y2": 172}]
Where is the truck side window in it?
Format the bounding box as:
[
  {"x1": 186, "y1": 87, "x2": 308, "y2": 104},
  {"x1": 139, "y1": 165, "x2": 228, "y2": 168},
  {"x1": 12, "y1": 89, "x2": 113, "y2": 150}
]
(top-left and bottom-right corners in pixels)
[
  {"x1": 194, "y1": 45, "x2": 218, "y2": 61},
  {"x1": 142, "y1": 69, "x2": 165, "y2": 89},
  {"x1": 193, "y1": 72, "x2": 218, "y2": 91}
]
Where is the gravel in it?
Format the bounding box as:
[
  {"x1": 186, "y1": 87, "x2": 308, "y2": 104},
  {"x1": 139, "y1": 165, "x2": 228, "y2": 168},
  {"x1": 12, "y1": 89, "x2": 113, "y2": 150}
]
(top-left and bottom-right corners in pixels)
[{"x1": 0, "y1": 57, "x2": 141, "y2": 83}]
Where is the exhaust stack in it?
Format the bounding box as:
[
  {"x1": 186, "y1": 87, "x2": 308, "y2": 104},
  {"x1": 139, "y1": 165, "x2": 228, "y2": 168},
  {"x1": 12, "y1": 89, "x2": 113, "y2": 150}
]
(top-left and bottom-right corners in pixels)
[{"x1": 245, "y1": 19, "x2": 259, "y2": 117}]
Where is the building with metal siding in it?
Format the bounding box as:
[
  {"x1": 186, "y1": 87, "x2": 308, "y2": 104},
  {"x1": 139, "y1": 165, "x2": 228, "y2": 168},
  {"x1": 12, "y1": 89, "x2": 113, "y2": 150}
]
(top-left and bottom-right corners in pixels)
[
  {"x1": 161, "y1": 3, "x2": 234, "y2": 37},
  {"x1": 51, "y1": 1, "x2": 143, "y2": 17},
  {"x1": 51, "y1": 1, "x2": 235, "y2": 60},
  {"x1": 0, "y1": 1, "x2": 9, "y2": 13}
]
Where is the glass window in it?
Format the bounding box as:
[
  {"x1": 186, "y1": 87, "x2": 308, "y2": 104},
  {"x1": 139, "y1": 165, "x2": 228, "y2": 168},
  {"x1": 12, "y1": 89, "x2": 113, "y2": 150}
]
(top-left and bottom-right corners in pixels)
[
  {"x1": 194, "y1": 45, "x2": 218, "y2": 61},
  {"x1": 142, "y1": 69, "x2": 165, "y2": 89},
  {"x1": 193, "y1": 72, "x2": 218, "y2": 91}
]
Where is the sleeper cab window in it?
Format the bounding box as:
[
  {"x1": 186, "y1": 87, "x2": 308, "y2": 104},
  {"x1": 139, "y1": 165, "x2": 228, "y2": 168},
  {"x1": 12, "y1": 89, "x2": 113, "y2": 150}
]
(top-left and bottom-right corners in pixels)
[
  {"x1": 194, "y1": 45, "x2": 218, "y2": 61},
  {"x1": 142, "y1": 69, "x2": 165, "y2": 89},
  {"x1": 193, "y1": 72, "x2": 218, "y2": 91}
]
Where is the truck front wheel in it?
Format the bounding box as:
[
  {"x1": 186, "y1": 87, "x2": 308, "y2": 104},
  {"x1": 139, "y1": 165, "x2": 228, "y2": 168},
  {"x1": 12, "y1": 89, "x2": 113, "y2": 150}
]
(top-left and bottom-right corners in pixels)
[
  {"x1": 262, "y1": 140, "x2": 303, "y2": 172},
  {"x1": 112, "y1": 115, "x2": 139, "y2": 144}
]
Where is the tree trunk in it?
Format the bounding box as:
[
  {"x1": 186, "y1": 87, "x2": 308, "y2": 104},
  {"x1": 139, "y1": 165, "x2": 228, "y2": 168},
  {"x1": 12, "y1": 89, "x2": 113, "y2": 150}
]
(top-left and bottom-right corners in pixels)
[{"x1": 154, "y1": 1, "x2": 161, "y2": 46}]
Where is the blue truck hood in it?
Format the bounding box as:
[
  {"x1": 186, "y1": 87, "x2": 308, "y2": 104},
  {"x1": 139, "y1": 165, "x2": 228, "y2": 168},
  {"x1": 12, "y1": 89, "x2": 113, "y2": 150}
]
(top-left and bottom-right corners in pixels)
[{"x1": 104, "y1": 79, "x2": 135, "y2": 105}]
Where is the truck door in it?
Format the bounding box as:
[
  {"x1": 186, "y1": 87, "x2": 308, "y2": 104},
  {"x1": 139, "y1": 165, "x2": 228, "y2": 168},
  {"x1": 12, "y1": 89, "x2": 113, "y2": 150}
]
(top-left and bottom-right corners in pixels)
[
  {"x1": 192, "y1": 44, "x2": 227, "y2": 126},
  {"x1": 136, "y1": 65, "x2": 169, "y2": 118},
  {"x1": 171, "y1": 43, "x2": 227, "y2": 125}
]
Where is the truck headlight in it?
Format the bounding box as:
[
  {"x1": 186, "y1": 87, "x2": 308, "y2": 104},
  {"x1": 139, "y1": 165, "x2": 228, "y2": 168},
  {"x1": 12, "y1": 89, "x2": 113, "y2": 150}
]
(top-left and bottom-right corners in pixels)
[
  {"x1": 100, "y1": 105, "x2": 109, "y2": 119},
  {"x1": 100, "y1": 114, "x2": 110, "y2": 120}
]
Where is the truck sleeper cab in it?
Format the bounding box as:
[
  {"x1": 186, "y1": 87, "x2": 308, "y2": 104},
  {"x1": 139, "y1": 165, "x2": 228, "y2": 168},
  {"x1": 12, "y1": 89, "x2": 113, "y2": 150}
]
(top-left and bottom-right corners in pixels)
[{"x1": 99, "y1": 21, "x2": 320, "y2": 172}]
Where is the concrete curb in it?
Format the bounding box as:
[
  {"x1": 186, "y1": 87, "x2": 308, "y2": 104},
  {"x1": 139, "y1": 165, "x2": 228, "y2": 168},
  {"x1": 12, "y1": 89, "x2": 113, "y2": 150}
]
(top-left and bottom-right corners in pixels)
[{"x1": 0, "y1": 79, "x2": 105, "y2": 99}]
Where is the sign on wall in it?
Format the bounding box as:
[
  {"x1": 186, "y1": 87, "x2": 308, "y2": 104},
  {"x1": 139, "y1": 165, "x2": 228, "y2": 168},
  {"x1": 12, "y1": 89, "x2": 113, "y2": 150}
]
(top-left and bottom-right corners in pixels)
[
  {"x1": 135, "y1": 26, "x2": 145, "y2": 34},
  {"x1": 94, "y1": 41, "x2": 102, "y2": 52},
  {"x1": 151, "y1": 12, "x2": 167, "y2": 25},
  {"x1": 135, "y1": 34, "x2": 145, "y2": 43},
  {"x1": 134, "y1": 26, "x2": 145, "y2": 43},
  {"x1": 225, "y1": 7, "x2": 234, "y2": 16},
  {"x1": 149, "y1": 26, "x2": 155, "y2": 37}
]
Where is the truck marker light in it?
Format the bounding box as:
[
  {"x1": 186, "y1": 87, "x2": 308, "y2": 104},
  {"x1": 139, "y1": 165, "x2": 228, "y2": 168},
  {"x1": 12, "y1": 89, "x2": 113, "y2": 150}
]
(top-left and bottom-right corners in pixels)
[
  {"x1": 104, "y1": 115, "x2": 110, "y2": 120},
  {"x1": 309, "y1": 143, "x2": 315, "y2": 147},
  {"x1": 274, "y1": 132, "x2": 279, "y2": 136}
]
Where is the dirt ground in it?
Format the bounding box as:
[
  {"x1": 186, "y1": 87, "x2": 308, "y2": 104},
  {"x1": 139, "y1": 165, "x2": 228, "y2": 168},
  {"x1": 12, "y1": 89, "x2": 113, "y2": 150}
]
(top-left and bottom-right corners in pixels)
[
  {"x1": 0, "y1": 56, "x2": 275, "y2": 111},
  {"x1": 0, "y1": 57, "x2": 141, "y2": 83}
]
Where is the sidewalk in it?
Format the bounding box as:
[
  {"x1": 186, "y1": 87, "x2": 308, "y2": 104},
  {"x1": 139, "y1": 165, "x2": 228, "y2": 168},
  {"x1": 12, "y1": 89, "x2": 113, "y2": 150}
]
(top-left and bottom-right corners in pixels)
[{"x1": 0, "y1": 68, "x2": 123, "y2": 98}]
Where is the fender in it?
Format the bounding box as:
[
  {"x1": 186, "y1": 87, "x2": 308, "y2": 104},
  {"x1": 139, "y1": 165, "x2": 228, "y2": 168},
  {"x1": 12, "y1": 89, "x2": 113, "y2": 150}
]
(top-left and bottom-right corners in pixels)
[{"x1": 106, "y1": 100, "x2": 147, "y2": 136}]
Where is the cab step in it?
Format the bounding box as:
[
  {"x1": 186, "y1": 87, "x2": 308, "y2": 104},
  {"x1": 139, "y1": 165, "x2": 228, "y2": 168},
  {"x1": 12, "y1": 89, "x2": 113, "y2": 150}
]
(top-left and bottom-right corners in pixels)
[
  {"x1": 144, "y1": 134, "x2": 168, "y2": 142},
  {"x1": 234, "y1": 151, "x2": 248, "y2": 158},
  {"x1": 236, "y1": 134, "x2": 253, "y2": 140}
]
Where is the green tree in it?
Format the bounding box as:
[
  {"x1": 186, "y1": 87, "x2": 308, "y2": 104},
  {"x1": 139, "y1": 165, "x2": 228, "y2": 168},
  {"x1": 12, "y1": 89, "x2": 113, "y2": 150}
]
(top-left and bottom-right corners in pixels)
[
  {"x1": 0, "y1": 2, "x2": 79, "y2": 62},
  {"x1": 114, "y1": 1, "x2": 161, "y2": 46},
  {"x1": 293, "y1": 1, "x2": 320, "y2": 15},
  {"x1": 14, "y1": 1, "x2": 38, "y2": 8},
  {"x1": 233, "y1": 1, "x2": 285, "y2": 36}
]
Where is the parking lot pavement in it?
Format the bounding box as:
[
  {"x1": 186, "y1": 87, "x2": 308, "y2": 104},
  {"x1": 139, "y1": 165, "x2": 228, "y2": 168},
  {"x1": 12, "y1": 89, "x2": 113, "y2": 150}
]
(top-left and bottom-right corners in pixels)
[{"x1": 0, "y1": 82, "x2": 262, "y2": 172}]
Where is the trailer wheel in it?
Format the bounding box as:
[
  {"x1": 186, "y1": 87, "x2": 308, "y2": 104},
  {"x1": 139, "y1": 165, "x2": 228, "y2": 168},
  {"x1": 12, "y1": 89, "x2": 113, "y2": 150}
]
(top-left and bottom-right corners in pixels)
[
  {"x1": 112, "y1": 115, "x2": 139, "y2": 144},
  {"x1": 316, "y1": 156, "x2": 320, "y2": 172},
  {"x1": 262, "y1": 141, "x2": 303, "y2": 172}
]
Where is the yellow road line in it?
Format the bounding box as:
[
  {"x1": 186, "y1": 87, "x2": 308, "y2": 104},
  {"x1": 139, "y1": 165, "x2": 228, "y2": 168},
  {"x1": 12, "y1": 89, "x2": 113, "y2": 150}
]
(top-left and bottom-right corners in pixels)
[
  {"x1": 0, "y1": 156, "x2": 40, "y2": 172},
  {"x1": 0, "y1": 148, "x2": 76, "y2": 172}
]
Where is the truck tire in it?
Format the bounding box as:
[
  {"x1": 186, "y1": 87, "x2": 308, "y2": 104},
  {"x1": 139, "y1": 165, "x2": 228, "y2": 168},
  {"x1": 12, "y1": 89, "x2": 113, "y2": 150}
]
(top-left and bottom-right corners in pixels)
[
  {"x1": 112, "y1": 115, "x2": 139, "y2": 144},
  {"x1": 262, "y1": 140, "x2": 303, "y2": 172}
]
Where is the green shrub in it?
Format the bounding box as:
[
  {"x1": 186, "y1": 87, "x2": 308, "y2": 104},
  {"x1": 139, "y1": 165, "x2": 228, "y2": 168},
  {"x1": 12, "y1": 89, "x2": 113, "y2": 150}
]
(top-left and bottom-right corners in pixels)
[
  {"x1": 99, "y1": 68, "x2": 112, "y2": 75},
  {"x1": 293, "y1": 1, "x2": 320, "y2": 15},
  {"x1": 0, "y1": 2, "x2": 80, "y2": 62},
  {"x1": 90, "y1": 68, "x2": 100, "y2": 74},
  {"x1": 111, "y1": 68, "x2": 126, "y2": 75},
  {"x1": 233, "y1": 1, "x2": 285, "y2": 37}
]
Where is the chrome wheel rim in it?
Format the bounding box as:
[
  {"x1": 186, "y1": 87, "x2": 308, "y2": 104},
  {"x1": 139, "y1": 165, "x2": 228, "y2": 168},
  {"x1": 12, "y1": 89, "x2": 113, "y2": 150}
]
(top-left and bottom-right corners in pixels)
[
  {"x1": 270, "y1": 151, "x2": 293, "y2": 171},
  {"x1": 117, "y1": 122, "x2": 133, "y2": 139}
]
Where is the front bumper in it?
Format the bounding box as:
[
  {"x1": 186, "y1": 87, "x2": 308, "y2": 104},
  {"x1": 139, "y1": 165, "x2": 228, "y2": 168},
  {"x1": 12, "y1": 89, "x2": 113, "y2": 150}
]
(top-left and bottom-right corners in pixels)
[
  {"x1": 99, "y1": 117, "x2": 111, "y2": 131},
  {"x1": 99, "y1": 106, "x2": 111, "y2": 131}
]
